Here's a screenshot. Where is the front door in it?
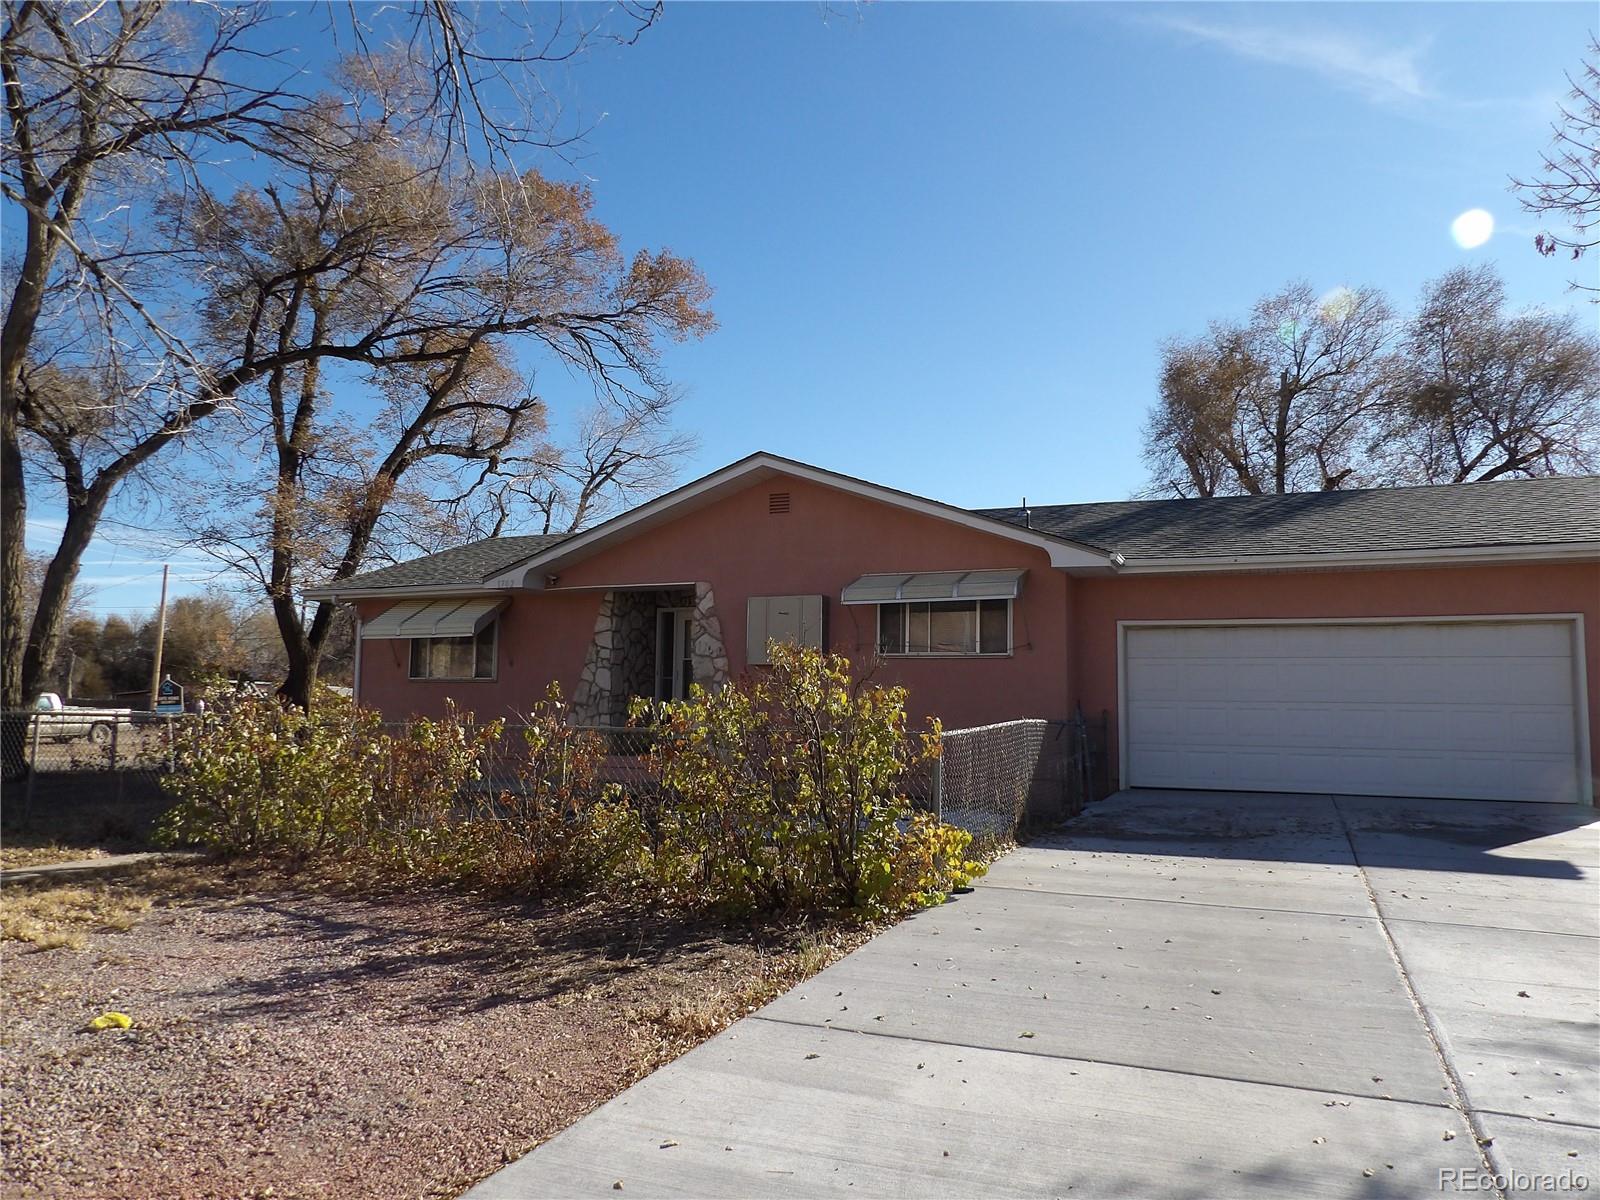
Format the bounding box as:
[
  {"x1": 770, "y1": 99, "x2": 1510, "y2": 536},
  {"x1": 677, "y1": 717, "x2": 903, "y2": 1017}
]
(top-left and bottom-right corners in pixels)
[{"x1": 656, "y1": 608, "x2": 696, "y2": 701}]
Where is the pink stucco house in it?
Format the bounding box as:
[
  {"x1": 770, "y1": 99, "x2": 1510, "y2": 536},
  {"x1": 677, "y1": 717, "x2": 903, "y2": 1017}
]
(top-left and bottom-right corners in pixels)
[{"x1": 306, "y1": 453, "x2": 1600, "y2": 806}]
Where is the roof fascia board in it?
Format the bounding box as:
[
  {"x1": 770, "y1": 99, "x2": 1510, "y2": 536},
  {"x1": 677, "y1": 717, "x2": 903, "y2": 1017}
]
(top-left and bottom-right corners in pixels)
[
  {"x1": 1113, "y1": 541, "x2": 1600, "y2": 575},
  {"x1": 486, "y1": 452, "x2": 1111, "y2": 588},
  {"x1": 302, "y1": 584, "x2": 512, "y2": 602}
]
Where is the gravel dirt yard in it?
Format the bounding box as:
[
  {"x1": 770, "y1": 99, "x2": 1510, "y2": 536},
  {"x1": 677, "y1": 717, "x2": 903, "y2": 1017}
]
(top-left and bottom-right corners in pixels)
[{"x1": 0, "y1": 862, "x2": 866, "y2": 1200}]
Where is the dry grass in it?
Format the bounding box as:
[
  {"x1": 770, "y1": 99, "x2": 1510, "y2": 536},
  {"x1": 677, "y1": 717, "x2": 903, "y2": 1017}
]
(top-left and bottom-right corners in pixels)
[
  {"x1": 0, "y1": 885, "x2": 148, "y2": 950},
  {"x1": 626, "y1": 926, "x2": 870, "y2": 1073},
  {"x1": 0, "y1": 862, "x2": 234, "y2": 951}
]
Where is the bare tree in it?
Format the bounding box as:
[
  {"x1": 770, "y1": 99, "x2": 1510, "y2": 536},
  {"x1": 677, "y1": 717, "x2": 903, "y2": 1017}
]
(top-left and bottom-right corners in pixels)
[
  {"x1": 176, "y1": 105, "x2": 712, "y2": 706},
  {"x1": 1141, "y1": 282, "x2": 1395, "y2": 497},
  {"x1": 1512, "y1": 39, "x2": 1599, "y2": 295},
  {"x1": 1378, "y1": 266, "x2": 1600, "y2": 483},
  {"x1": 459, "y1": 399, "x2": 698, "y2": 538},
  {"x1": 1, "y1": 1, "x2": 303, "y2": 714},
  {"x1": 2, "y1": 0, "x2": 664, "y2": 738}
]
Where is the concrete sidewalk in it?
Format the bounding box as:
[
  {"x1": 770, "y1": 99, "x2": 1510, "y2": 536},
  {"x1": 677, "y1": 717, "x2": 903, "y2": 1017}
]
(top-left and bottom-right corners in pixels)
[
  {"x1": 465, "y1": 791, "x2": 1600, "y2": 1199},
  {"x1": 0, "y1": 850, "x2": 200, "y2": 885}
]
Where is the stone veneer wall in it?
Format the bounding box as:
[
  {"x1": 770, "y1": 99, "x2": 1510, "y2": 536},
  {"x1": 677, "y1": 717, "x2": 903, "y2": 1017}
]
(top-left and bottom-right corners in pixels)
[
  {"x1": 572, "y1": 586, "x2": 727, "y2": 725},
  {"x1": 688, "y1": 583, "x2": 730, "y2": 694}
]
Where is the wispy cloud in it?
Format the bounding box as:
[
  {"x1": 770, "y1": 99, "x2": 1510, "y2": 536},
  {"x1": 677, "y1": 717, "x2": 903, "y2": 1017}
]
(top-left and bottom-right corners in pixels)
[
  {"x1": 1152, "y1": 15, "x2": 1432, "y2": 105},
  {"x1": 86, "y1": 570, "x2": 217, "y2": 589},
  {"x1": 23, "y1": 516, "x2": 65, "y2": 545}
]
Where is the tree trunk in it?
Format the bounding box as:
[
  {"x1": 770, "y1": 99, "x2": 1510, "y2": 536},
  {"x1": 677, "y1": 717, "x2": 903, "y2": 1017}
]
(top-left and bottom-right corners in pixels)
[
  {"x1": 273, "y1": 592, "x2": 340, "y2": 711},
  {"x1": 1, "y1": 204, "x2": 56, "y2": 712},
  {"x1": 1273, "y1": 369, "x2": 1293, "y2": 494},
  {"x1": 1, "y1": 395, "x2": 25, "y2": 713},
  {"x1": 273, "y1": 592, "x2": 339, "y2": 709},
  {"x1": 0, "y1": 410, "x2": 26, "y2": 770},
  {"x1": 2, "y1": 33, "x2": 76, "y2": 749},
  {"x1": 21, "y1": 489, "x2": 110, "y2": 704}
]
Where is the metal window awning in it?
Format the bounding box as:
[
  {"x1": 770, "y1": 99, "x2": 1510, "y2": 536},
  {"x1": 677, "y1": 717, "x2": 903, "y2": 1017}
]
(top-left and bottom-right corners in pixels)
[
  {"x1": 359, "y1": 597, "x2": 507, "y2": 640},
  {"x1": 840, "y1": 569, "x2": 1026, "y2": 605}
]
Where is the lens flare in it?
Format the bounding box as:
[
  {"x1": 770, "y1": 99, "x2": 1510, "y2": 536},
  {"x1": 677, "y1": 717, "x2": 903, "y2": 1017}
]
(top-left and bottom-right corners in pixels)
[
  {"x1": 1451, "y1": 209, "x2": 1494, "y2": 249},
  {"x1": 1318, "y1": 286, "x2": 1357, "y2": 322}
]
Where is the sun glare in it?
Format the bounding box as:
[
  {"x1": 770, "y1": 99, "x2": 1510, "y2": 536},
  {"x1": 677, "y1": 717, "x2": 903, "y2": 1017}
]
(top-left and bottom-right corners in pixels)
[
  {"x1": 1450, "y1": 208, "x2": 1495, "y2": 249},
  {"x1": 1318, "y1": 286, "x2": 1356, "y2": 322}
]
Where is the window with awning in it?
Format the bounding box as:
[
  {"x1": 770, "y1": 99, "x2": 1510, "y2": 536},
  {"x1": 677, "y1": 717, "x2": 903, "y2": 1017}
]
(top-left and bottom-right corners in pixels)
[
  {"x1": 841, "y1": 570, "x2": 1023, "y2": 657},
  {"x1": 840, "y1": 569, "x2": 1026, "y2": 604},
  {"x1": 359, "y1": 598, "x2": 507, "y2": 640}
]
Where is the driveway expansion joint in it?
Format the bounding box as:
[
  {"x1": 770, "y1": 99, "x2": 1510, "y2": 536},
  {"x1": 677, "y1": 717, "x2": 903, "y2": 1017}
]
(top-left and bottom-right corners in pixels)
[
  {"x1": 749, "y1": 1013, "x2": 1459, "y2": 1113},
  {"x1": 1380, "y1": 914, "x2": 1600, "y2": 940},
  {"x1": 1330, "y1": 794, "x2": 1510, "y2": 1199},
  {"x1": 978, "y1": 880, "x2": 1381, "y2": 923}
]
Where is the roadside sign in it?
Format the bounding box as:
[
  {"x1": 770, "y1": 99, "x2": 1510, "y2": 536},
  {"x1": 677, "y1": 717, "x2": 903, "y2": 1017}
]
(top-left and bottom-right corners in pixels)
[{"x1": 156, "y1": 676, "x2": 185, "y2": 714}]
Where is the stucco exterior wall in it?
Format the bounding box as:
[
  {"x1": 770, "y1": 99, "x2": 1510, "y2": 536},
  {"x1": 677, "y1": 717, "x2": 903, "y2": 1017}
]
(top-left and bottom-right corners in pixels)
[
  {"x1": 356, "y1": 472, "x2": 1070, "y2": 731},
  {"x1": 1070, "y1": 561, "x2": 1600, "y2": 795},
  {"x1": 550, "y1": 474, "x2": 1071, "y2": 731}
]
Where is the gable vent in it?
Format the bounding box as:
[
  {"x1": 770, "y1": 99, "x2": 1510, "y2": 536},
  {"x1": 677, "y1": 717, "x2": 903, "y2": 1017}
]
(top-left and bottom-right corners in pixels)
[{"x1": 768, "y1": 491, "x2": 791, "y2": 514}]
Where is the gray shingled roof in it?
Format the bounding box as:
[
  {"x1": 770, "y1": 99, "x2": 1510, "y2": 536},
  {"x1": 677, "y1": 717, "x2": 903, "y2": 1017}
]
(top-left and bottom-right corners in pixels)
[
  {"x1": 327, "y1": 473, "x2": 1599, "y2": 593},
  {"x1": 974, "y1": 475, "x2": 1600, "y2": 561},
  {"x1": 330, "y1": 533, "x2": 570, "y2": 592}
]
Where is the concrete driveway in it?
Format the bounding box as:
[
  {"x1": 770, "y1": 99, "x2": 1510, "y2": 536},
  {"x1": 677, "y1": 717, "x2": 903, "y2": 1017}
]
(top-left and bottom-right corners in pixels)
[{"x1": 466, "y1": 791, "x2": 1600, "y2": 1199}]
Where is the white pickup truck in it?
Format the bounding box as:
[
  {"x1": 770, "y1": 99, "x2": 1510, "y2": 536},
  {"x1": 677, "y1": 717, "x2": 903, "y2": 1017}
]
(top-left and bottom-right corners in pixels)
[{"x1": 28, "y1": 693, "x2": 135, "y2": 746}]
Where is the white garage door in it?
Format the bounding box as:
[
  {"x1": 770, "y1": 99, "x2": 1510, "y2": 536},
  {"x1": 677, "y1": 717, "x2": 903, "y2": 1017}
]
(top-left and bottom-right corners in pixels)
[{"x1": 1123, "y1": 620, "x2": 1585, "y2": 804}]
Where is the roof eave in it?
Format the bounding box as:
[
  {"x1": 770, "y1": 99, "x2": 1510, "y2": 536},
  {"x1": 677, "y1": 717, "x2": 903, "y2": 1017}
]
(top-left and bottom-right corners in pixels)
[
  {"x1": 302, "y1": 582, "x2": 513, "y2": 602},
  {"x1": 1113, "y1": 541, "x2": 1600, "y2": 575}
]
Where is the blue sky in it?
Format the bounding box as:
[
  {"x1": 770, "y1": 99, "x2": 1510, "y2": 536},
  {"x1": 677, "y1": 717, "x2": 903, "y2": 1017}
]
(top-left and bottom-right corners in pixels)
[{"x1": 28, "y1": 1, "x2": 1596, "y2": 618}]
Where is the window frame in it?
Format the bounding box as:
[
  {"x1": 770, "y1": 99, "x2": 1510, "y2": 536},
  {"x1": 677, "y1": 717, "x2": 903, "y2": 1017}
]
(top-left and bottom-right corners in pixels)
[
  {"x1": 876, "y1": 598, "x2": 1012, "y2": 658},
  {"x1": 407, "y1": 618, "x2": 499, "y2": 682}
]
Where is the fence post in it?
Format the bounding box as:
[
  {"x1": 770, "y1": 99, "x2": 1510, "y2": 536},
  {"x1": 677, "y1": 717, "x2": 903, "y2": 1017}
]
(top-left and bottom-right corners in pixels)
[
  {"x1": 24, "y1": 714, "x2": 41, "y2": 817},
  {"x1": 1099, "y1": 709, "x2": 1110, "y2": 799},
  {"x1": 931, "y1": 754, "x2": 943, "y2": 823},
  {"x1": 112, "y1": 717, "x2": 124, "y2": 804}
]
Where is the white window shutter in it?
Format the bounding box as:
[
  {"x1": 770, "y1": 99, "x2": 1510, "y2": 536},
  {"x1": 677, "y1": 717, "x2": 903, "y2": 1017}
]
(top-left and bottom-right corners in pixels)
[{"x1": 746, "y1": 595, "x2": 824, "y2": 665}]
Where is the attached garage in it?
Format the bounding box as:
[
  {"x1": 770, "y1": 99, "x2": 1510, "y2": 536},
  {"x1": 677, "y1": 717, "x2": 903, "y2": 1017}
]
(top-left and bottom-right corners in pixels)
[{"x1": 1121, "y1": 618, "x2": 1589, "y2": 804}]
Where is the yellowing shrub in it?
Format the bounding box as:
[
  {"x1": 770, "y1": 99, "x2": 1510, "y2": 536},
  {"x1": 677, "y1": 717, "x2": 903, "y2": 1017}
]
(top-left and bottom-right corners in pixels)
[{"x1": 633, "y1": 642, "x2": 984, "y2": 919}]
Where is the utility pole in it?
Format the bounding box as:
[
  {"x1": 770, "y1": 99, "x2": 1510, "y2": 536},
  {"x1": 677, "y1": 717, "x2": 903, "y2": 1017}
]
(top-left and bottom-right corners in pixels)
[{"x1": 147, "y1": 563, "x2": 170, "y2": 711}]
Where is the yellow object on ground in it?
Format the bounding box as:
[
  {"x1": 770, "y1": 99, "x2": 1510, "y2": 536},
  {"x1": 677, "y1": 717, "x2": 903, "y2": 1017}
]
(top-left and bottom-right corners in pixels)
[{"x1": 87, "y1": 1011, "x2": 132, "y2": 1031}]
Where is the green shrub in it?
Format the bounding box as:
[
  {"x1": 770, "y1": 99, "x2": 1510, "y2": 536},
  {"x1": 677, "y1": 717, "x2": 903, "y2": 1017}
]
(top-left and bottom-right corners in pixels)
[
  {"x1": 363, "y1": 703, "x2": 506, "y2": 871},
  {"x1": 436, "y1": 684, "x2": 649, "y2": 893},
  {"x1": 162, "y1": 659, "x2": 985, "y2": 923},
  {"x1": 161, "y1": 684, "x2": 647, "y2": 898},
  {"x1": 633, "y1": 642, "x2": 985, "y2": 919},
  {"x1": 158, "y1": 687, "x2": 386, "y2": 855}
]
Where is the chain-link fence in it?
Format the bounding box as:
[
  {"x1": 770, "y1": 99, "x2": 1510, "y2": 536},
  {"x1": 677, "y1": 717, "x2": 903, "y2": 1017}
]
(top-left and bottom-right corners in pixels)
[
  {"x1": 0, "y1": 704, "x2": 1109, "y2": 859},
  {"x1": 1, "y1": 709, "x2": 191, "y2": 846},
  {"x1": 902, "y1": 712, "x2": 1108, "y2": 852},
  {"x1": 2, "y1": 710, "x2": 186, "y2": 774},
  {"x1": 907, "y1": 720, "x2": 1044, "y2": 852},
  {"x1": 393, "y1": 715, "x2": 1105, "y2": 855},
  {"x1": 375, "y1": 723, "x2": 660, "y2": 798}
]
